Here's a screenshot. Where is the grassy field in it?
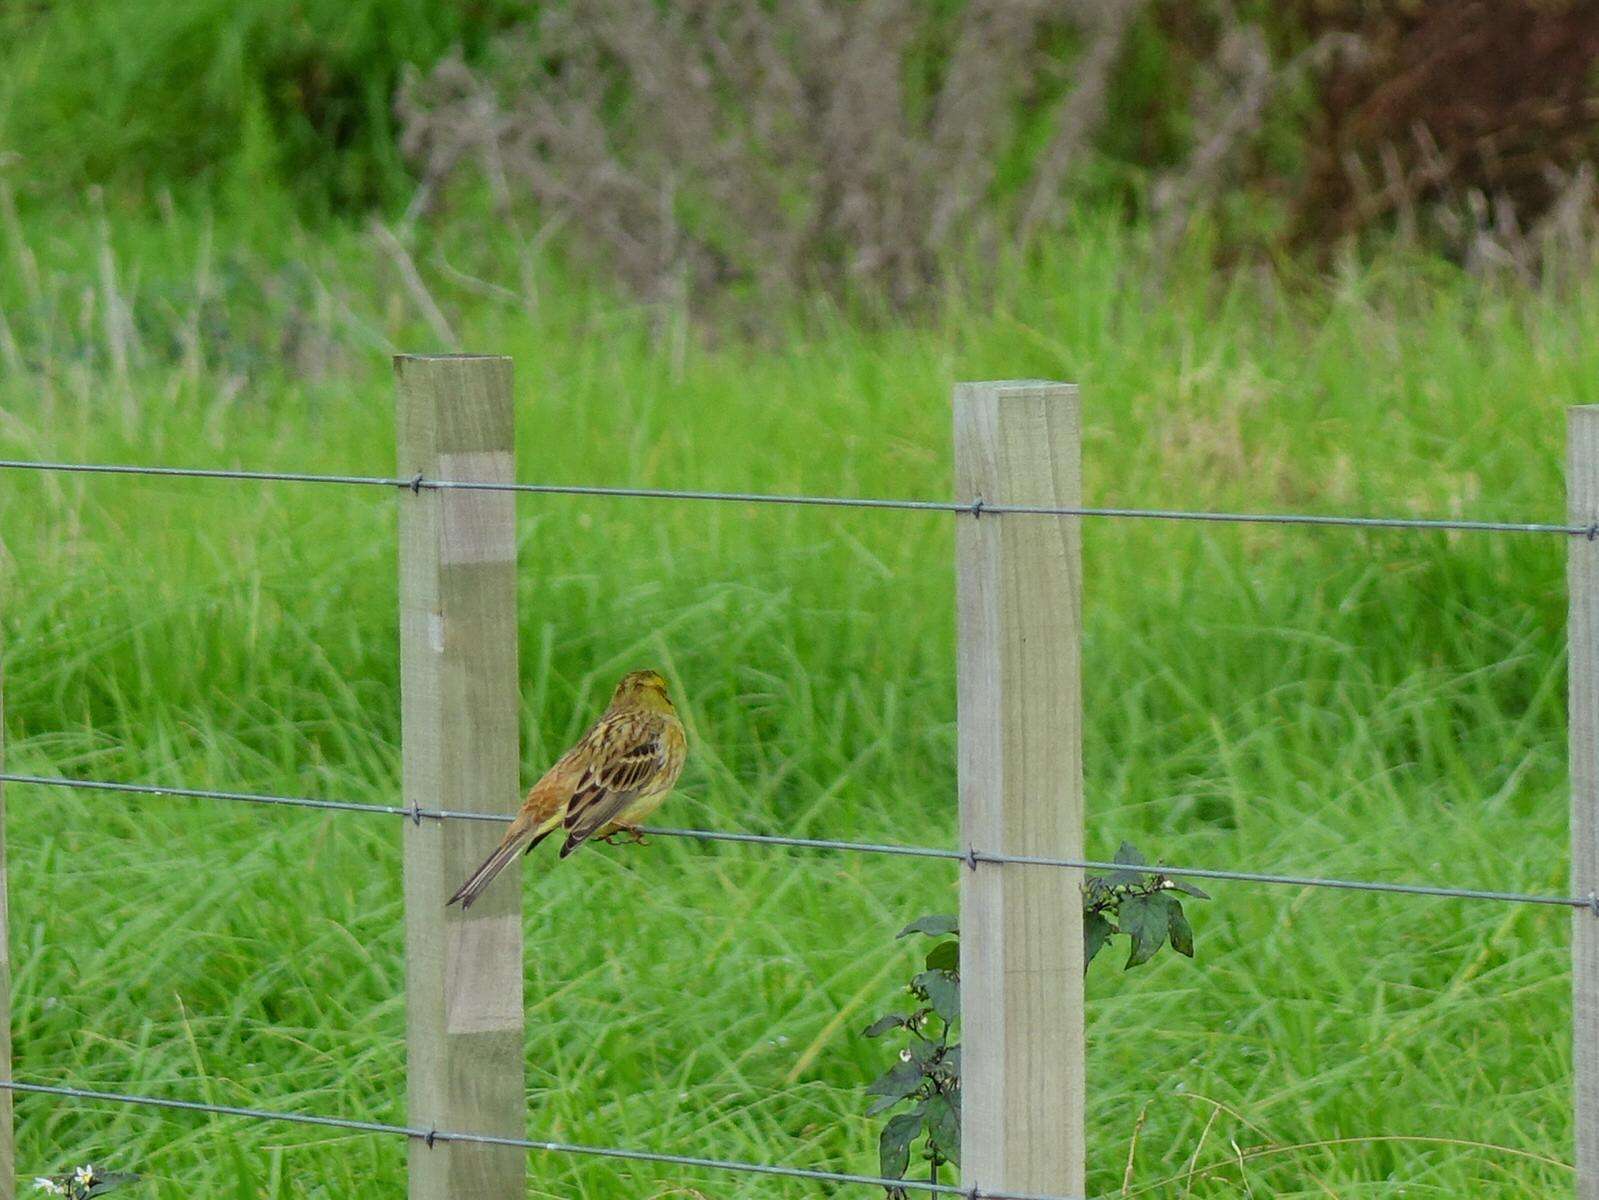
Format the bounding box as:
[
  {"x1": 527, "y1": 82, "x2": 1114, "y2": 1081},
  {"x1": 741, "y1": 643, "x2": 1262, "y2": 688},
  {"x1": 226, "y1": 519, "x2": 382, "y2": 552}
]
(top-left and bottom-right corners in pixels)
[{"x1": 1, "y1": 199, "x2": 1596, "y2": 1197}]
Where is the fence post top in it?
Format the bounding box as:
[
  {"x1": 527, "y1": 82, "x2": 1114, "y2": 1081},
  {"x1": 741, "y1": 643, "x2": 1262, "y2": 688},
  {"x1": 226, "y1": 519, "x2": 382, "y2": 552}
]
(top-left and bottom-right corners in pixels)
[
  {"x1": 954, "y1": 382, "x2": 1079, "y2": 420},
  {"x1": 955, "y1": 379, "x2": 1075, "y2": 392},
  {"x1": 394, "y1": 353, "x2": 513, "y2": 365}
]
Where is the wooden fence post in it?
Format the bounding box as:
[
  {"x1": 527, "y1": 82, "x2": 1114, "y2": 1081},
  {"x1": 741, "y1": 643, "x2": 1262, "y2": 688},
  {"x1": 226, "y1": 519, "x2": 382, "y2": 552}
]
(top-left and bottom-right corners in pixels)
[
  {"x1": 0, "y1": 621, "x2": 13, "y2": 1200},
  {"x1": 955, "y1": 380, "x2": 1084, "y2": 1198},
  {"x1": 397, "y1": 354, "x2": 524, "y2": 1200},
  {"x1": 1571, "y1": 405, "x2": 1599, "y2": 1200}
]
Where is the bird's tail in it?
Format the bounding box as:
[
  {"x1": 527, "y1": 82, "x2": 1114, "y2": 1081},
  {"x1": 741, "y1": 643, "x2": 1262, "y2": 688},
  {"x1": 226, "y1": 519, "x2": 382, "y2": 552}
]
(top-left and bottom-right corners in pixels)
[{"x1": 448, "y1": 818, "x2": 551, "y2": 909}]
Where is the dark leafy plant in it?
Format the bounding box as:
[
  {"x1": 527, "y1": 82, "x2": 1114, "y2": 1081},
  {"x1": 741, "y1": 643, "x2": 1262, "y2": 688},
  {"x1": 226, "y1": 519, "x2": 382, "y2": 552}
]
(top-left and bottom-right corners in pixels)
[
  {"x1": 32, "y1": 1165, "x2": 140, "y2": 1197},
  {"x1": 1083, "y1": 841, "x2": 1210, "y2": 972},
  {"x1": 862, "y1": 914, "x2": 961, "y2": 1197},
  {"x1": 863, "y1": 842, "x2": 1207, "y2": 1195}
]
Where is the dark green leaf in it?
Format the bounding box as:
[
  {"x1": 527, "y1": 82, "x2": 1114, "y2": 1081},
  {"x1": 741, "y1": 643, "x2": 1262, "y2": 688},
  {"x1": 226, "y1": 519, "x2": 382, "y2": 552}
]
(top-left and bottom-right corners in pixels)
[
  {"x1": 898, "y1": 914, "x2": 959, "y2": 939},
  {"x1": 922, "y1": 1094, "x2": 961, "y2": 1165},
  {"x1": 1084, "y1": 911, "x2": 1114, "y2": 971},
  {"x1": 1119, "y1": 892, "x2": 1172, "y2": 969},
  {"x1": 867, "y1": 1057, "x2": 924, "y2": 1096},
  {"x1": 867, "y1": 1059, "x2": 924, "y2": 1114},
  {"x1": 863, "y1": 1014, "x2": 907, "y2": 1038},
  {"x1": 1114, "y1": 841, "x2": 1148, "y2": 866},
  {"x1": 55, "y1": 1173, "x2": 139, "y2": 1200},
  {"x1": 878, "y1": 1110, "x2": 923, "y2": 1181},
  {"x1": 1168, "y1": 902, "x2": 1195, "y2": 958},
  {"x1": 1109, "y1": 841, "x2": 1150, "y2": 886},
  {"x1": 1168, "y1": 878, "x2": 1211, "y2": 900},
  {"x1": 913, "y1": 969, "x2": 960, "y2": 1023},
  {"x1": 924, "y1": 941, "x2": 959, "y2": 973}
]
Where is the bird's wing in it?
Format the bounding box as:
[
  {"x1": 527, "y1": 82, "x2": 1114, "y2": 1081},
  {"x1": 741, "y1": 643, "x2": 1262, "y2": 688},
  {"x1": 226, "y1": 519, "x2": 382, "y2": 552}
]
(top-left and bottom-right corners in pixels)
[{"x1": 559, "y1": 715, "x2": 669, "y2": 856}]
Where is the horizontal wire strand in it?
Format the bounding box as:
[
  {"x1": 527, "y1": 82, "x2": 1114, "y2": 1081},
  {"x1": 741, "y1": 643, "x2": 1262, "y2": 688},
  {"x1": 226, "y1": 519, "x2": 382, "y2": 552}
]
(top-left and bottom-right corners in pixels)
[
  {"x1": 0, "y1": 458, "x2": 1586, "y2": 535},
  {"x1": 0, "y1": 1080, "x2": 1076, "y2": 1200},
  {"x1": 3, "y1": 772, "x2": 1585, "y2": 910},
  {"x1": 0, "y1": 773, "x2": 420, "y2": 818},
  {"x1": 0, "y1": 460, "x2": 404, "y2": 489}
]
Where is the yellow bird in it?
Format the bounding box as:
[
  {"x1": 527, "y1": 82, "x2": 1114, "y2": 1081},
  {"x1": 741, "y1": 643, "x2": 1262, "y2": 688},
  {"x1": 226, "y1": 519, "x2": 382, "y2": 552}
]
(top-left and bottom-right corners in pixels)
[{"x1": 448, "y1": 669, "x2": 688, "y2": 909}]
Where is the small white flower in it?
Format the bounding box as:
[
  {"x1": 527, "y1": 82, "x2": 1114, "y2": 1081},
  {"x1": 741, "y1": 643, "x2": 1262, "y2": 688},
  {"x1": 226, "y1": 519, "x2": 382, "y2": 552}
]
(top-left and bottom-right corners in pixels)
[
  {"x1": 33, "y1": 1180, "x2": 65, "y2": 1196},
  {"x1": 899, "y1": 1048, "x2": 913, "y2": 1063},
  {"x1": 75, "y1": 1166, "x2": 96, "y2": 1187}
]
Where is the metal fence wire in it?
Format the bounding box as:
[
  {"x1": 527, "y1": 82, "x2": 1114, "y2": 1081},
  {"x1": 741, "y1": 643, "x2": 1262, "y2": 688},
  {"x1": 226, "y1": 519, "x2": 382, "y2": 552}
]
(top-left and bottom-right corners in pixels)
[
  {"x1": 0, "y1": 773, "x2": 1585, "y2": 911},
  {"x1": 0, "y1": 452, "x2": 1583, "y2": 1196},
  {"x1": 1, "y1": 456, "x2": 1590, "y2": 535},
  {"x1": 0, "y1": 1081, "x2": 1074, "y2": 1200}
]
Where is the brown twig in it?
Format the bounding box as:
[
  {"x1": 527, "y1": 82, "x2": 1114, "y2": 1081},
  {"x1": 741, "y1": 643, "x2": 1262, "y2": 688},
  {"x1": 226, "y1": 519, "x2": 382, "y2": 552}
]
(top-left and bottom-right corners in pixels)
[{"x1": 368, "y1": 218, "x2": 460, "y2": 352}]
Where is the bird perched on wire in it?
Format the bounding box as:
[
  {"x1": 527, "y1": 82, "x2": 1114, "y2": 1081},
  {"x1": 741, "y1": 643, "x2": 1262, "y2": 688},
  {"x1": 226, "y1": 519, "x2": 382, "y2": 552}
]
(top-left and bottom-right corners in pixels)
[{"x1": 448, "y1": 669, "x2": 688, "y2": 909}]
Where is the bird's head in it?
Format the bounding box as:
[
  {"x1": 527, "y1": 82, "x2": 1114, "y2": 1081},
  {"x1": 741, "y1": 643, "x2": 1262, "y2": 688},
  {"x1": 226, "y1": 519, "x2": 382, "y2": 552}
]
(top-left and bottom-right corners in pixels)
[{"x1": 612, "y1": 669, "x2": 676, "y2": 712}]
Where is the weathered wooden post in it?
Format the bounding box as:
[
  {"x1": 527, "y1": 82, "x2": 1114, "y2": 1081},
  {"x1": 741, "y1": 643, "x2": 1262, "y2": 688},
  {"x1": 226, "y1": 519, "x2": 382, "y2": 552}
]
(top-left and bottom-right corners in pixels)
[
  {"x1": 1571, "y1": 405, "x2": 1599, "y2": 1200},
  {"x1": 397, "y1": 354, "x2": 524, "y2": 1200},
  {"x1": 955, "y1": 380, "x2": 1085, "y2": 1197},
  {"x1": 0, "y1": 619, "x2": 13, "y2": 1200}
]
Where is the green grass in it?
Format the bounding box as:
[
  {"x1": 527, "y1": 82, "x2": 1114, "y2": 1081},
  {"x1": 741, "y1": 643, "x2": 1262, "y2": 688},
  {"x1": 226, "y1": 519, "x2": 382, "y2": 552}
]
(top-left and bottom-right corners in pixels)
[
  {"x1": 0, "y1": 0, "x2": 524, "y2": 211},
  {"x1": 1, "y1": 199, "x2": 1596, "y2": 1197}
]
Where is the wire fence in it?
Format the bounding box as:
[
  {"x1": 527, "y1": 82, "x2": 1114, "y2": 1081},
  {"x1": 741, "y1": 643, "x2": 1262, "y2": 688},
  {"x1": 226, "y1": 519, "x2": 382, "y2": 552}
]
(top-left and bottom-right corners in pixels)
[
  {"x1": 2, "y1": 449, "x2": 1583, "y2": 1196},
  {"x1": 0, "y1": 1081, "x2": 1075, "y2": 1200},
  {"x1": 0, "y1": 772, "x2": 1585, "y2": 910},
  {"x1": 0, "y1": 457, "x2": 1588, "y2": 536}
]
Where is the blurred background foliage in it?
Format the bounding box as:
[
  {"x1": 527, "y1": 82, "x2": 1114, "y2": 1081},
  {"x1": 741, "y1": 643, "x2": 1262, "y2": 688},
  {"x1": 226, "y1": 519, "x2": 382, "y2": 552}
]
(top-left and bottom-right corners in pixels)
[
  {"x1": 0, "y1": 0, "x2": 527, "y2": 213},
  {"x1": 1, "y1": 0, "x2": 1593, "y2": 311}
]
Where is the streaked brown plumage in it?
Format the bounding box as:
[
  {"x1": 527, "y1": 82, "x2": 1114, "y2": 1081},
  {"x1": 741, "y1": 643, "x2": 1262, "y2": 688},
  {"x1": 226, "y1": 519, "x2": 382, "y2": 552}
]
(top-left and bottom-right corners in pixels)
[{"x1": 447, "y1": 669, "x2": 688, "y2": 909}]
